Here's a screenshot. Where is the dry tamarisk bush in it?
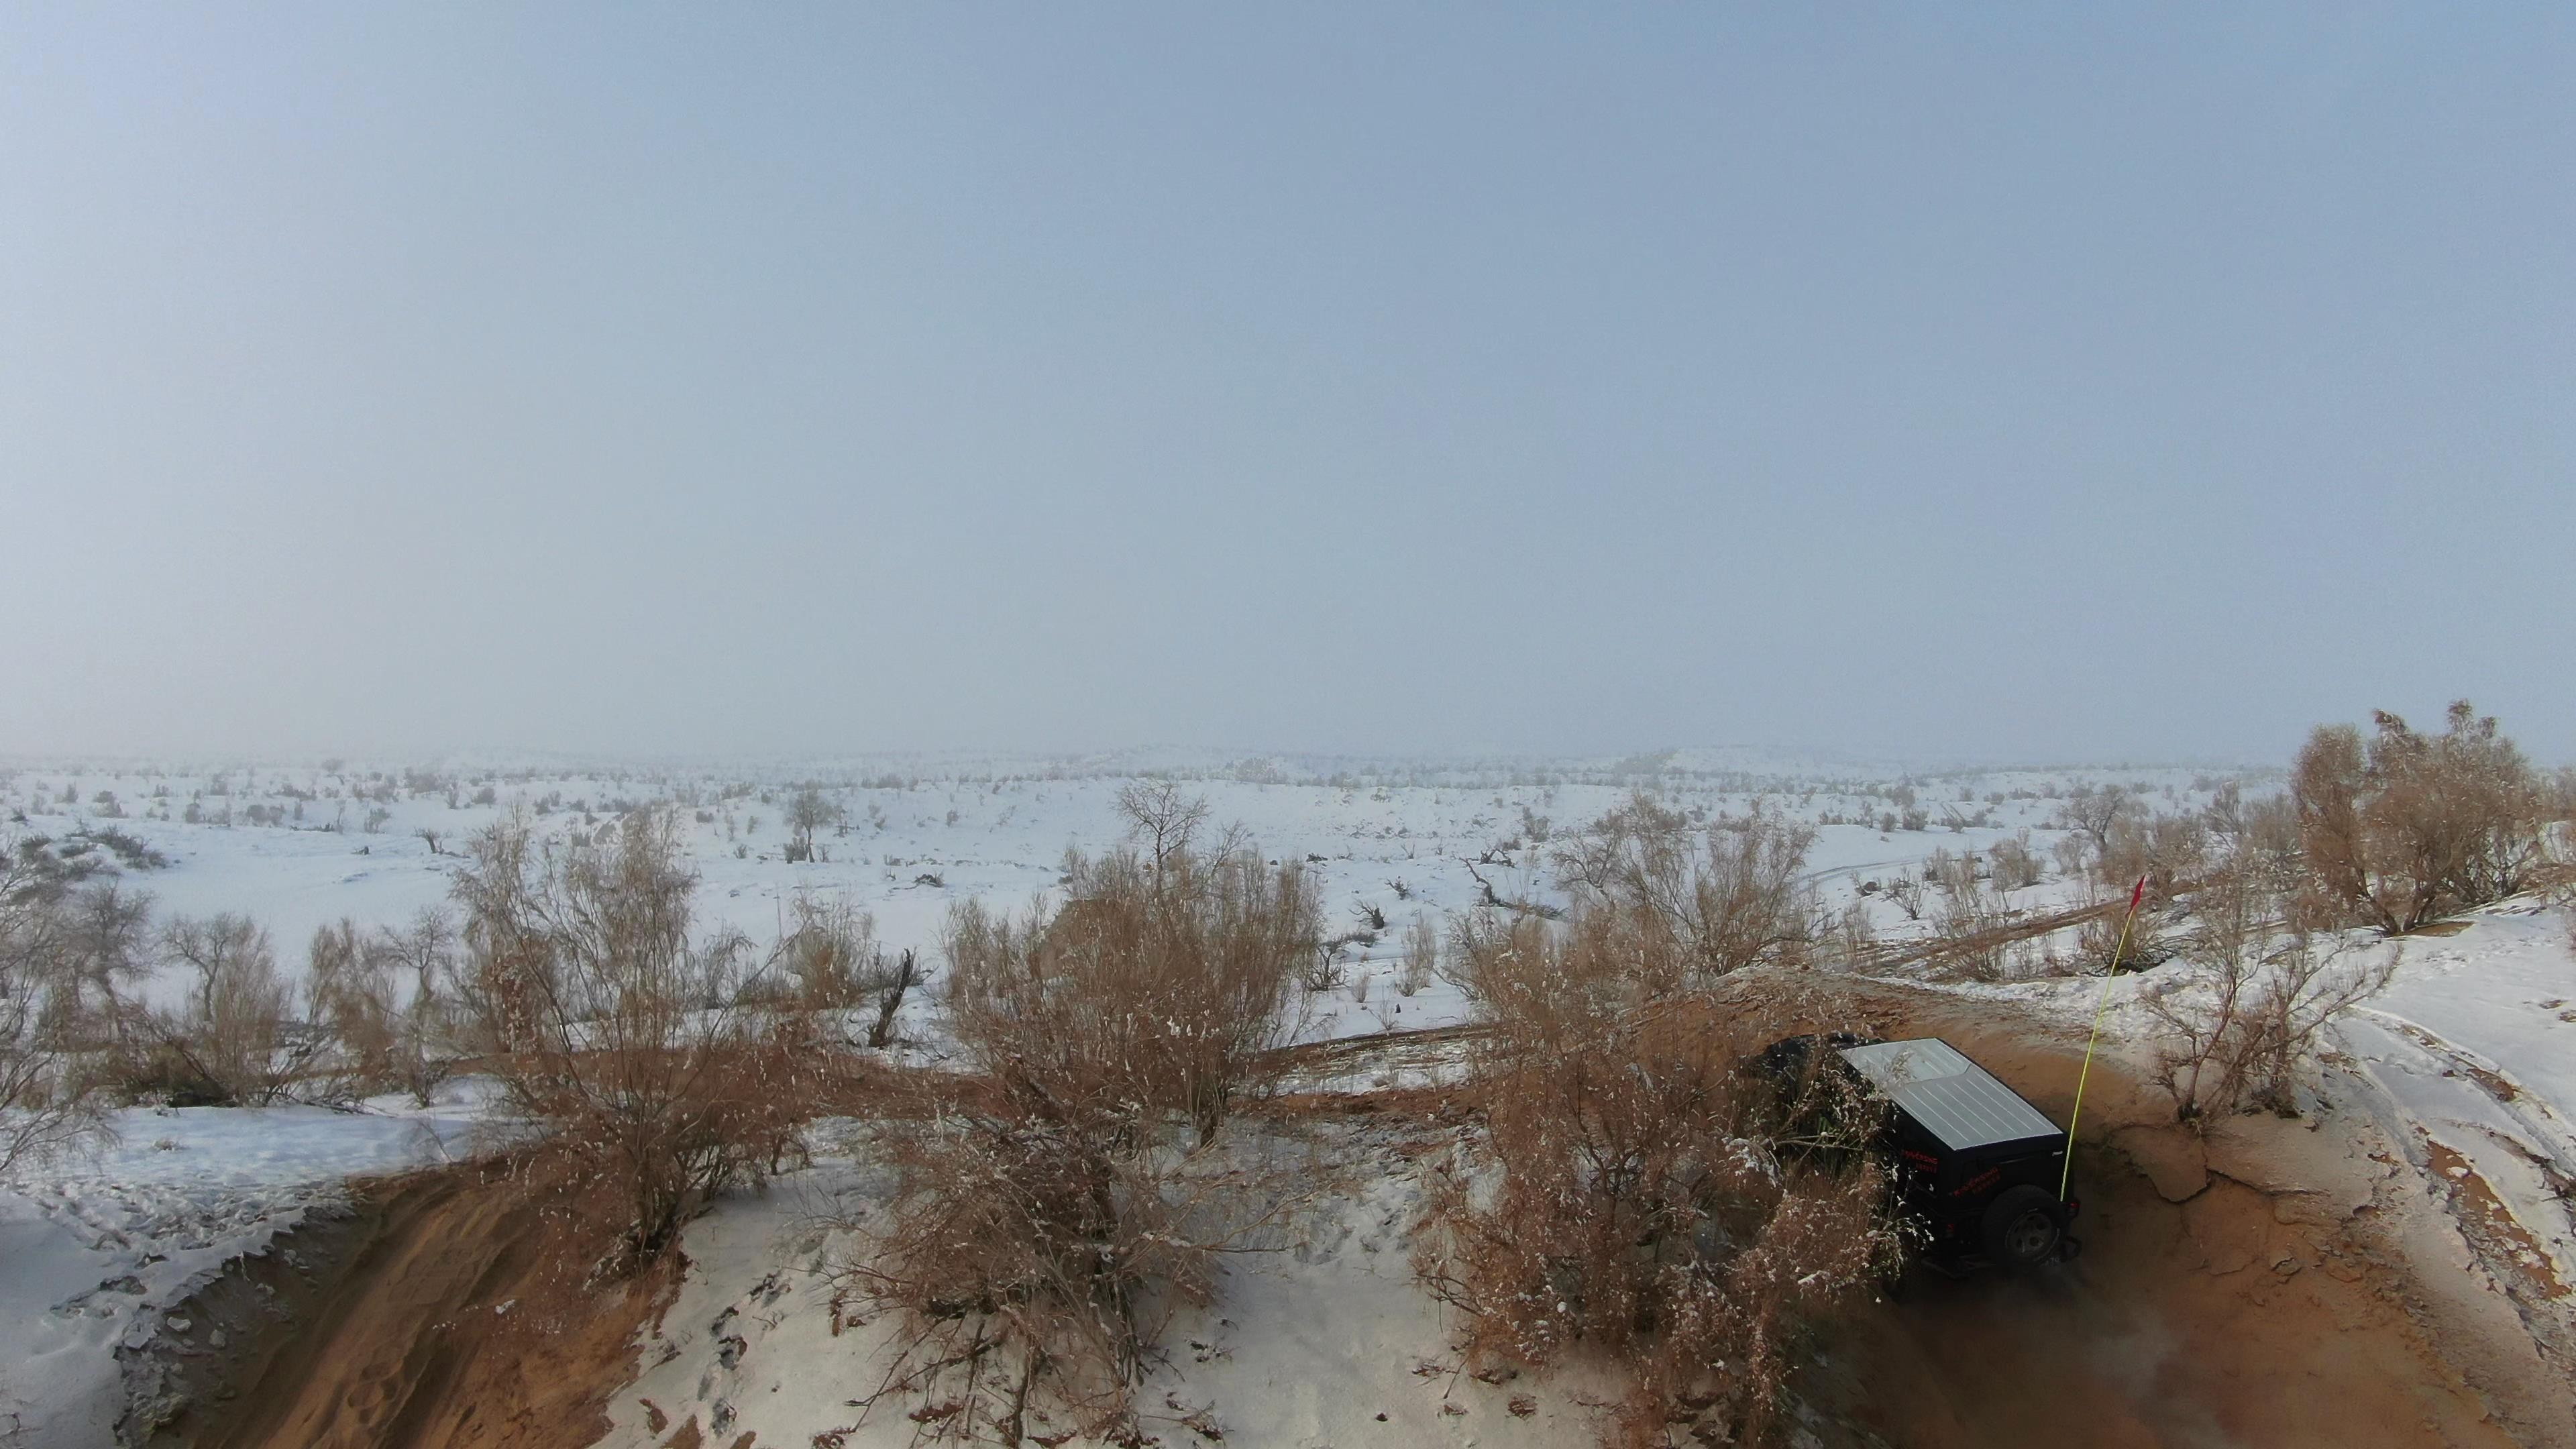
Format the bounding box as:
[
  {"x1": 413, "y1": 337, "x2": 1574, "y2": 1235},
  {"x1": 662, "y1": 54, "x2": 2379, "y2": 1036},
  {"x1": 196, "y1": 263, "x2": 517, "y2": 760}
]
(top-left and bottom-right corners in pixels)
[
  {"x1": 451, "y1": 808, "x2": 818, "y2": 1281},
  {"x1": 1546, "y1": 793, "x2": 1820, "y2": 990},
  {"x1": 2140, "y1": 861, "x2": 2396, "y2": 1122},
  {"x1": 1417, "y1": 913, "x2": 1898, "y2": 1448},
  {"x1": 949, "y1": 845, "x2": 1318, "y2": 1142},
  {"x1": 774, "y1": 889, "x2": 885, "y2": 1010},
  {"x1": 2293, "y1": 701, "x2": 2548, "y2": 934},
  {"x1": 834, "y1": 839, "x2": 1318, "y2": 1444},
  {"x1": 1927, "y1": 871, "x2": 2015, "y2": 982}
]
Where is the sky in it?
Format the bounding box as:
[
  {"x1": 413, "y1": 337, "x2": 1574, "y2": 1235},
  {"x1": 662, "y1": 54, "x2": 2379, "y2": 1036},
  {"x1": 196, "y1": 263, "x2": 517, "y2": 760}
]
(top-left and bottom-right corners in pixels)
[{"x1": 3, "y1": 5, "x2": 2569, "y2": 766}]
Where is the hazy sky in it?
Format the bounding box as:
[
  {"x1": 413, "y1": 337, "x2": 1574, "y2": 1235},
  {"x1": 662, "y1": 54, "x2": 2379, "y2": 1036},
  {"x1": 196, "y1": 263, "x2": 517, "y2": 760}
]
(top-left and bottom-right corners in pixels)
[{"x1": 4, "y1": 6, "x2": 2569, "y2": 765}]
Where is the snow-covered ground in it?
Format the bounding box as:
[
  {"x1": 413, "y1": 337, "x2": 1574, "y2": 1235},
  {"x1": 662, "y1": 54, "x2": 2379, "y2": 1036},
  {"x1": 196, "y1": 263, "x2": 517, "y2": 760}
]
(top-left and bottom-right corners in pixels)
[
  {"x1": 598, "y1": 1124, "x2": 1631, "y2": 1449},
  {"x1": 0, "y1": 749, "x2": 2247, "y2": 1024},
  {"x1": 53, "y1": 746, "x2": 2544, "y2": 1449}
]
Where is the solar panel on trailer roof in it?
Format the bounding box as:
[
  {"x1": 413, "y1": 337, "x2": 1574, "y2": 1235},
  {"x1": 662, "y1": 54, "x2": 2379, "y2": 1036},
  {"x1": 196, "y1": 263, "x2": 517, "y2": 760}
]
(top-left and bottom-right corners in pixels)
[{"x1": 1837, "y1": 1038, "x2": 2063, "y2": 1152}]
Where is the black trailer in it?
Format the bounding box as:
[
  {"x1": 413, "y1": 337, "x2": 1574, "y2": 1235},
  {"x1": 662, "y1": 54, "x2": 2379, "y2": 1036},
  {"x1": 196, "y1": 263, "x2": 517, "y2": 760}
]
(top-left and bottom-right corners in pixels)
[
  {"x1": 1761, "y1": 1034, "x2": 2082, "y2": 1273},
  {"x1": 1837, "y1": 1038, "x2": 2081, "y2": 1271}
]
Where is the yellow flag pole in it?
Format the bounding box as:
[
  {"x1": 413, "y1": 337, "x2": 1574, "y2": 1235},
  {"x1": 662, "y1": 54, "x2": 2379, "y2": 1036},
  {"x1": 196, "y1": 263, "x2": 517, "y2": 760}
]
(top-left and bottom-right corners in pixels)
[{"x1": 2061, "y1": 875, "x2": 2148, "y2": 1201}]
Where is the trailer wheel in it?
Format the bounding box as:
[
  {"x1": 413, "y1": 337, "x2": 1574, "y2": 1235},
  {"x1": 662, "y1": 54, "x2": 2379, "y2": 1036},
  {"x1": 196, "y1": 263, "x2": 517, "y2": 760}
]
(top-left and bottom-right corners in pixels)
[{"x1": 1980, "y1": 1185, "x2": 2063, "y2": 1271}]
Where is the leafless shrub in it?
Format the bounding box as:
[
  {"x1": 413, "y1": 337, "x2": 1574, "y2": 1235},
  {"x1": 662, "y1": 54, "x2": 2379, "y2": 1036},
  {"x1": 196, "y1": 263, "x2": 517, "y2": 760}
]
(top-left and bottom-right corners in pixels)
[
  {"x1": 1882, "y1": 873, "x2": 1923, "y2": 922},
  {"x1": 300, "y1": 910, "x2": 458, "y2": 1106},
  {"x1": 451, "y1": 808, "x2": 817, "y2": 1279},
  {"x1": 1416, "y1": 914, "x2": 1898, "y2": 1448},
  {"x1": 1113, "y1": 779, "x2": 1210, "y2": 871},
  {"x1": 836, "y1": 837, "x2": 1315, "y2": 1441},
  {"x1": 2049, "y1": 833, "x2": 2092, "y2": 881},
  {"x1": 1988, "y1": 830, "x2": 2044, "y2": 891},
  {"x1": 947, "y1": 843, "x2": 1316, "y2": 1142},
  {"x1": 2293, "y1": 701, "x2": 2548, "y2": 934},
  {"x1": 1438, "y1": 908, "x2": 1556, "y2": 1005},
  {"x1": 1299, "y1": 940, "x2": 1352, "y2": 994},
  {"x1": 1821, "y1": 900, "x2": 1878, "y2": 969},
  {"x1": 777, "y1": 892, "x2": 883, "y2": 1010},
  {"x1": 307, "y1": 917, "x2": 399, "y2": 1094},
  {"x1": 2070, "y1": 879, "x2": 2165, "y2": 975},
  {"x1": 2101, "y1": 810, "x2": 2206, "y2": 897},
  {"x1": 1549, "y1": 794, "x2": 1819, "y2": 987},
  {"x1": 2140, "y1": 863, "x2": 2396, "y2": 1122},
  {"x1": 1927, "y1": 873, "x2": 2014, "y2": 982},
  {"x1": 1398, "y1": 912, "x2": 1438, "y2": 996}
]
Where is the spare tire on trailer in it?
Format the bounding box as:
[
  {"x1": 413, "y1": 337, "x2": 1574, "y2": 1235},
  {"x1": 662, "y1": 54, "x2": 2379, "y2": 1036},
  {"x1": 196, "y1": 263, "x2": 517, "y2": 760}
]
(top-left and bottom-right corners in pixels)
[{"x1": 1980, "y1": 1185, "x2": 2063, "y2": 1271}]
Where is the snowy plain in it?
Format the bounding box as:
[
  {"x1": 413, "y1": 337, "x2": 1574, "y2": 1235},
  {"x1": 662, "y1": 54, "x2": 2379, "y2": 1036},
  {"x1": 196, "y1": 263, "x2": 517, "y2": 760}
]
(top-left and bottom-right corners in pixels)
[{"x1": 6, "y1": 747, "x2": 2572, "y2": 1447}]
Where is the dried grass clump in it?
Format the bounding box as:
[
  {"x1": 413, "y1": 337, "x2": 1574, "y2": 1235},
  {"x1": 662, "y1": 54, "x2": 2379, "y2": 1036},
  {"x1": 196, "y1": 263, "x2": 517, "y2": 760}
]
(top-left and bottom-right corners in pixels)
[
  {"x1": 835, "y1": 839, "x2": 1318, "y2": 1443},
  {"x1": 452, "y1": 808, "x2": 819, "y2": 1281},
  {"x1": 1417, "y1": 911, "x2": 1897, "y2": 1448}
]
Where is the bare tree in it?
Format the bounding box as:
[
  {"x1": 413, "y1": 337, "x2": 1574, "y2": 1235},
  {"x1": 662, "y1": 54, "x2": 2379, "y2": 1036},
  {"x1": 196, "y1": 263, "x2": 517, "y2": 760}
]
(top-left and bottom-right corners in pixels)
[
  {"x1": 152, "y1": 912, "x2": 299, "y2": 1105},
  {"x1": 57, "y1": 881, "x2": 155, "y2": 1051},
  {"x1": 784, "y1": 785, "x2": 842, "y2": 864},
  {"x1": 2058, "y1": 784, "x2": 2133, "y2": 867},
  {"x1": 160, "y1": 912, "x2": 274, "y2": 1022},
  {"x1": 1, "y1": 838, "x2": 105, "y2": 1174},
  {"x1": 1113, "y1": 779, "x2": 1210, "y2": 873},
  {"x1": 775, "y1": 890, "x2": 881, "y2": 1008}
]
